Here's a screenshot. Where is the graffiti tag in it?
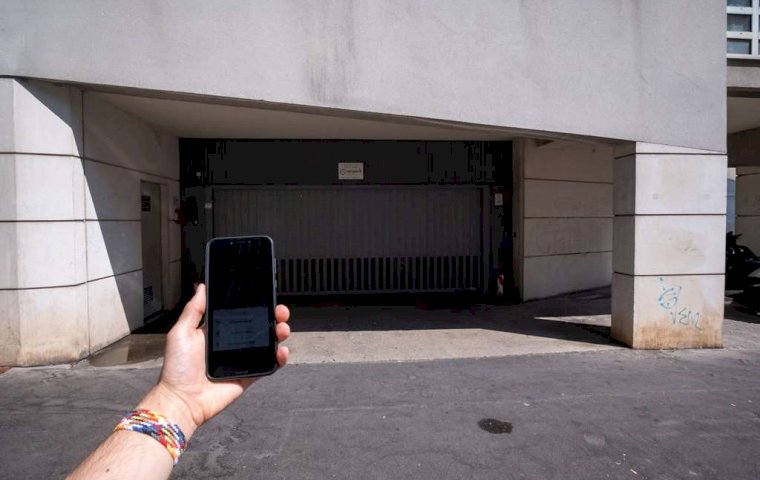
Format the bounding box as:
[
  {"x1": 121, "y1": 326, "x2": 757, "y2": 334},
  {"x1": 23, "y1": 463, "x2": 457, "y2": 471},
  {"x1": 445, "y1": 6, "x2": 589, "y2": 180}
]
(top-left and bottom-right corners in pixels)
[{"x1": 658, "y1": 278, "x2": 702, "y2": 330}]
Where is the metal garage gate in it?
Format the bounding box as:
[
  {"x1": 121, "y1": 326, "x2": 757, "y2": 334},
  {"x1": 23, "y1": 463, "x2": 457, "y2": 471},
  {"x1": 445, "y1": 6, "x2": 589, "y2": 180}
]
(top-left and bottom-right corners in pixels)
[{"x1": 213, "y1": 186, "x2": 484, "y2": 295}]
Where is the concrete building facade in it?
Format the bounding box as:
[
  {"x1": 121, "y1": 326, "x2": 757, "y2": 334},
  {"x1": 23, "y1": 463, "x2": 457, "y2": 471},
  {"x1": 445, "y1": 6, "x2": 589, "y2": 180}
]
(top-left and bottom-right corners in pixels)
[
  {"x1": 0, "y1": 1, "x2": 742, "y2": 365},
  {"x1": 0, "y1": 80, "x2": 181, "y2": 364}
]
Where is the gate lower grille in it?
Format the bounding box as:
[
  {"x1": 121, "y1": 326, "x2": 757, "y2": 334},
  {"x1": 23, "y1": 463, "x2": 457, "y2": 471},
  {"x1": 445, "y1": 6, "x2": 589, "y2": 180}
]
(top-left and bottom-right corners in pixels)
[{"x1": 277, "y1": 256, "x2": 482, "y2": 295}]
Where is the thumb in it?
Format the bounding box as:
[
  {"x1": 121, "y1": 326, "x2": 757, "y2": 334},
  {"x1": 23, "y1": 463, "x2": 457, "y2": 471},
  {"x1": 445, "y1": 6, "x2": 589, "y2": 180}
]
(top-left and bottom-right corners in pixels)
[{"x1": 174, "y1": 283, "x2": 206, "y2": 332}]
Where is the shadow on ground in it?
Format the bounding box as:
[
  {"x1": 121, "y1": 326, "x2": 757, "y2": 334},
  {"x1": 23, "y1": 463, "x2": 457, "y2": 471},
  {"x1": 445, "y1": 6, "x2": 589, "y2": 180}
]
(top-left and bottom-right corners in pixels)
[
  {"x1": 86, "y1": 288, "x2": 617, "y2": 367},
  {"x1": 725, "y1": 297, "x2": 760, "y2": 324},
  {"x1": 87, "y1": 286, "x2": 760, "y2": 367},
  {"x1": 286, "y1": 289, "x2": 611, "y2": 334}
]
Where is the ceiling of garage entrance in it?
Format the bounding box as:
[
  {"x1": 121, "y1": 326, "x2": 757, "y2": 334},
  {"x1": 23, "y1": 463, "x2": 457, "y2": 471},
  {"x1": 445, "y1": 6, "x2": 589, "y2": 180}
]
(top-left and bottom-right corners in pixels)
[
  {"x1": 727, "y1": 96, "x2": 760, "y2": 134},
  {"x1": 93, "y1": 92, "x2": 515, "y2": 140}
]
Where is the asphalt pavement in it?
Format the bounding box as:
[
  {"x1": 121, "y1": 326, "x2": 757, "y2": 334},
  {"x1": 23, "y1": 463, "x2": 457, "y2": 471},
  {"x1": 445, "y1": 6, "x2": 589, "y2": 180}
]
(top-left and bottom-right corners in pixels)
[
  {"x1": 2, "y1": 343, "x2": 760, "y2": 479},
  {"x1": 2, "y1": 291, "x2": 760, "y2": 479}
]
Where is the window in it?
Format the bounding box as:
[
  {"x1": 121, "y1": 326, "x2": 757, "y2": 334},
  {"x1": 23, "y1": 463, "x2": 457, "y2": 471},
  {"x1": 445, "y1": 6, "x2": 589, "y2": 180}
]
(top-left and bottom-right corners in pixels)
[
  {"x1": 728, "y1": 14, "x2": 752, "y2": 31},
  {"x1": 727, "y1": 0, "x2": 759, "y2": 57},
  {"x1": 728, "y1": 38, "x2": 752, "y2": 54}
]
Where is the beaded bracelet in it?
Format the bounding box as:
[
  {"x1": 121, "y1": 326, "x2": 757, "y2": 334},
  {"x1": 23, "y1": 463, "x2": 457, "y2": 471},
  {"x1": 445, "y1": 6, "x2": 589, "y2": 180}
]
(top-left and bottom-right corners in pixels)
[{"x1": 114, "y1": 409, "x2": 187, "y2": 465}]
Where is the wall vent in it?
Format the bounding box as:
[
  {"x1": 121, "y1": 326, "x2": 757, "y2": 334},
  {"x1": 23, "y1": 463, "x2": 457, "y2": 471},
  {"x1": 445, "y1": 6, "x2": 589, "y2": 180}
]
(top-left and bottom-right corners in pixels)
[{"x1": 143, "y1": 286, "x2": 153, "y2": 303}]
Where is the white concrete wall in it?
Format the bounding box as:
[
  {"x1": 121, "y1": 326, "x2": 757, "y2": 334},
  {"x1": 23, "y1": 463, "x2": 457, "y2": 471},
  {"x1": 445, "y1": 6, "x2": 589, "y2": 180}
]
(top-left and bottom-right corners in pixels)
[
  {"x1": 0, "y1": 79, "x2": 88, "y2": 365},
  {"x1": 735, "y1": 167, "x2": 760, "y2": 255},
  {"x1": 515, "y1": 139, "x2": 614, "y2": 301},
  {"x1": 0, "y1": 79, "x2": 180, "y2": 365},
  {"x1": 0, "y1": 0, "x2": 726, "y2": 152},
  {"x1": 83, "y1": 93, "x2": 181, "y2": 352}
]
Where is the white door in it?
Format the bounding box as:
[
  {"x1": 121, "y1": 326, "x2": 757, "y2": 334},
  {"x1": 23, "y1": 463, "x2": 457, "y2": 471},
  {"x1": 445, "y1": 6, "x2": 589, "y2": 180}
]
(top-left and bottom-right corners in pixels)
[{"x1": 141, "y1": 182, "x2": 163, "y2": 317}]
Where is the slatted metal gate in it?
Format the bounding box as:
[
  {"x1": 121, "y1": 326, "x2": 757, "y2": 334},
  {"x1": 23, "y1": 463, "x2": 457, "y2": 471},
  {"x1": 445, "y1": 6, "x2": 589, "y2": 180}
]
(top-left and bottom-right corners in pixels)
[{"x1": 213, "y1": 186, "x2": 484, "y2": 294}]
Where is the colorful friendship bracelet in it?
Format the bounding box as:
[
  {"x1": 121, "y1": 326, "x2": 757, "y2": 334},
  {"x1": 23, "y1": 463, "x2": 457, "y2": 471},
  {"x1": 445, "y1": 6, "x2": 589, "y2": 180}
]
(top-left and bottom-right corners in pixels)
[{"x1": 114, "y1": 408, "x2": 187, "y2": 465}]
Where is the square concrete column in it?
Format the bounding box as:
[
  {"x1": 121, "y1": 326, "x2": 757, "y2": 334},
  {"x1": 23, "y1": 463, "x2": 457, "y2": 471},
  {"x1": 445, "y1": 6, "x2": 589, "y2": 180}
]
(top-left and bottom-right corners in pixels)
[
  {"x1": 0, "y1": 78, "x2": 89, "y2": 365},
  {"x1": 612, "y1": 143, "x2": 726, "y2": 349}
]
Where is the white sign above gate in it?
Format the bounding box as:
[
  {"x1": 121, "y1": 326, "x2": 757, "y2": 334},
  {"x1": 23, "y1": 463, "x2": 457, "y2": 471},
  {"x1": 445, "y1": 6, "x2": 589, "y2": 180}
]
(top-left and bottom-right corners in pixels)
[{"x1": 338, "y1": 162, "x2": 364, "y2": 180}]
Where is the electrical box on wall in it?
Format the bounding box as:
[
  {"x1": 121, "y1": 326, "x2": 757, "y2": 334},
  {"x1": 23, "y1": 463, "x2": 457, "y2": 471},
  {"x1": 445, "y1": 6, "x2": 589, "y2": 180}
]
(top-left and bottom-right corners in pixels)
[{"x1": 492, "y1": 187, "x2": 509, "y2": 207}]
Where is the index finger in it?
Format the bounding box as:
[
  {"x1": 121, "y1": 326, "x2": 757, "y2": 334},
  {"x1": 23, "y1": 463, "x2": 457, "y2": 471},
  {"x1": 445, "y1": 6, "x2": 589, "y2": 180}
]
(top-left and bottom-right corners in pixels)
[{"x1": 172, "y1": 283, "x2": 206, "y2": 333}]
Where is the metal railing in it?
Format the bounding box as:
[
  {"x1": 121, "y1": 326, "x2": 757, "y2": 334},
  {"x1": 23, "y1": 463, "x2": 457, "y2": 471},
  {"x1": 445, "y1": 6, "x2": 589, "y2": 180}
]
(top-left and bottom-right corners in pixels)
[{"x1": 277, "y1": 256, "x2": 483, "y2": 295}]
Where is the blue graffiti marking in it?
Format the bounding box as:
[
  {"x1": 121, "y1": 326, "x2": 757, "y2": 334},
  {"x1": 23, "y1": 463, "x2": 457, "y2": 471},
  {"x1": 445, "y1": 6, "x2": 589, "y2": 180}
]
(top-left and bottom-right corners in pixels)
[
  {"x1": 657, "y1": 277, "x2": 702, "y2": 330},
  {"x1": 658, "y1": 284, "x2": 682, "y2": 309}
]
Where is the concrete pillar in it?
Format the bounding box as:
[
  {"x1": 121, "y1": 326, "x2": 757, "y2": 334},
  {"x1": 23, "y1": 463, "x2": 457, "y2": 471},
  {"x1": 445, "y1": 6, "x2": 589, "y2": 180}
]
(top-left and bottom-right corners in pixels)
[
  {"x1": 0, "y1": 78, "x2": 89, "y2": 365},
  {"x1": 0, "y1": 79, "x2": 181, "y2": 366},
  {"x1": 612, "y1": 143, "x2": 726, "y2": 349},
  {"x1": 735, "y1": 167, "x2": 760, "y2": 254}
]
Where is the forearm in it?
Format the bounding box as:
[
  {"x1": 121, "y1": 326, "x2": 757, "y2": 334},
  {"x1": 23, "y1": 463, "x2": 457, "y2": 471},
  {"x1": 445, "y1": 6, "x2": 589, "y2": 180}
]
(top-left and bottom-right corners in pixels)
[
  {"x1": 67, "y1": 287, "x2": 289, "y2": 479},
  {"x1": 67, "y1": 429, "x2": 173, "y2": 480},
  {"x1": 67, "y1": 386, "x2": 198, "y2": 480}
]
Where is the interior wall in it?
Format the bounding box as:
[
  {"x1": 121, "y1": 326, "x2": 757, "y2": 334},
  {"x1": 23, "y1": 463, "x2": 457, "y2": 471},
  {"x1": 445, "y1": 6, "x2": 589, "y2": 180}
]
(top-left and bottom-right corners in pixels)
[{"x1": 515, "y1": 139, "x2": 614, "y2": 301}]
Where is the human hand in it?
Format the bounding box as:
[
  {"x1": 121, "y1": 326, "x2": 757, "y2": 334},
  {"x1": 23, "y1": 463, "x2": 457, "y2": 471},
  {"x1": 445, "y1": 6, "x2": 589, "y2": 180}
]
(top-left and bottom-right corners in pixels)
[{"x1": 138, "y1": 284, "x2": 290, "y2": 438}]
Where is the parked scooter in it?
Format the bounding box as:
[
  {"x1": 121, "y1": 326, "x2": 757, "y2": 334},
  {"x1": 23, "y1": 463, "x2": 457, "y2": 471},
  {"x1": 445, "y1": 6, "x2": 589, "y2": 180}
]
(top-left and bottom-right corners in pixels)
[{"x1": 726, "y1": 232, "x2": 760, "y2": 314}]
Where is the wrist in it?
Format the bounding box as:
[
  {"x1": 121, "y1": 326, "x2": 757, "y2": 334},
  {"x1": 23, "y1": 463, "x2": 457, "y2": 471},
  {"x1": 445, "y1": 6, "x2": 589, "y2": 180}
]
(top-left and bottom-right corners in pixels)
[{"x1": 137, "y1": 384, "x2": 199, "y2": 440}]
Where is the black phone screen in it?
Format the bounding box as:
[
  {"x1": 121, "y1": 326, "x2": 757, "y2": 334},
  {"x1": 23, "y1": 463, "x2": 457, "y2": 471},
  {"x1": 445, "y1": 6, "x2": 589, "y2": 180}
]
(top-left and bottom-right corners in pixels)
[{"x1": 206, "y1": 236, "x2": 277, "y2": 378}]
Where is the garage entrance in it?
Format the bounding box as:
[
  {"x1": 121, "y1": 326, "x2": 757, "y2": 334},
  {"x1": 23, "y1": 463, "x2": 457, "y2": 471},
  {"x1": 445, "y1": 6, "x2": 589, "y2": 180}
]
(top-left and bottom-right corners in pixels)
[
  {"x1": 213, "y1": 186, "x2": 484, "y2": 295},
  {"x1": 180, "y1": 140, "x2": 512, "y2": 300}
]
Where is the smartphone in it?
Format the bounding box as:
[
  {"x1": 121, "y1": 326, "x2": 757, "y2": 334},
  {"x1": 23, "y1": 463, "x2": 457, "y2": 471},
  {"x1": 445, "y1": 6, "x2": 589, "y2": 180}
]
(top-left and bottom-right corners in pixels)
[{"x1": 205, "y1": 235, "x2": 278, "y2": 379}]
